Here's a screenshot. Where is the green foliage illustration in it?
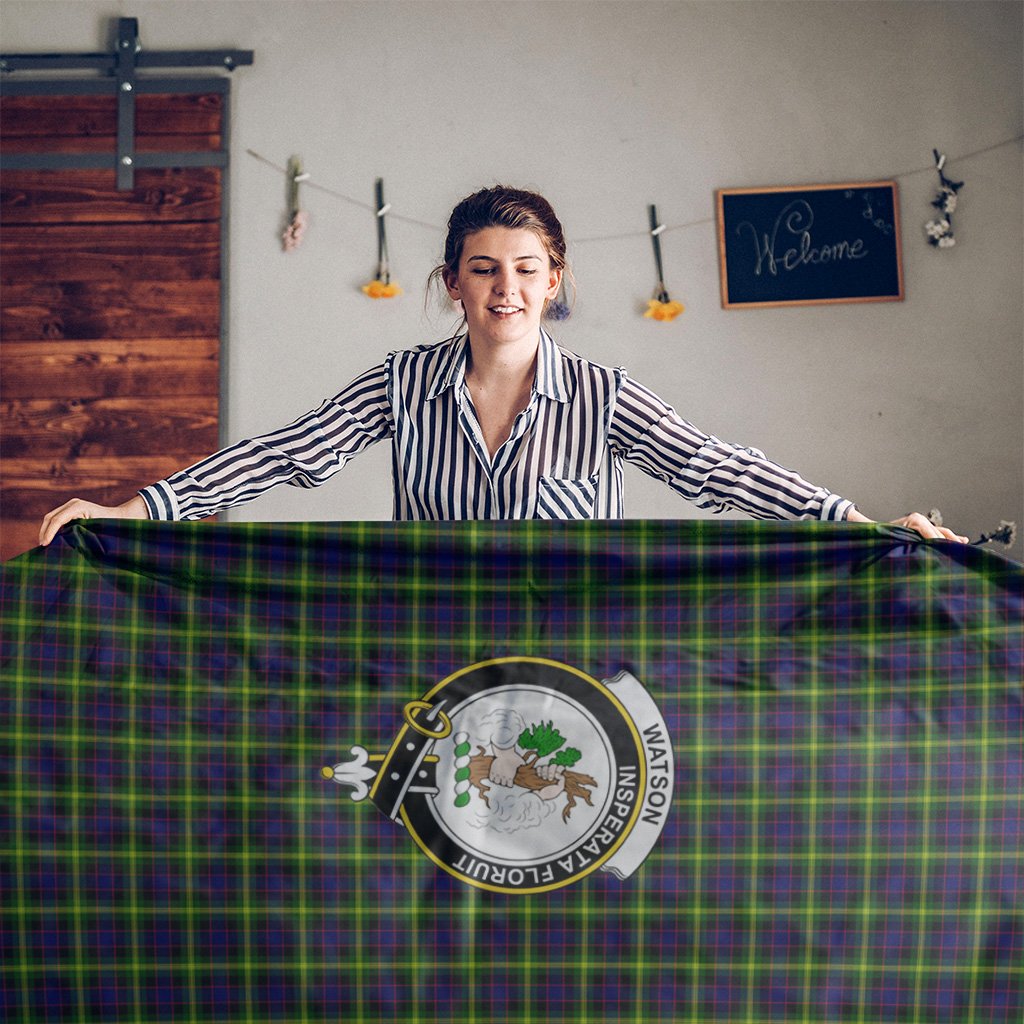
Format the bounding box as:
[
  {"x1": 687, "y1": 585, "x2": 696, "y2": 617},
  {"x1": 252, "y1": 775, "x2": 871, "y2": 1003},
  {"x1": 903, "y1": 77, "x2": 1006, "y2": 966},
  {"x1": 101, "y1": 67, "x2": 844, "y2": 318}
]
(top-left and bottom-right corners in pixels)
[
  {"x1": 551, "y1": 747, "x2": 582, "y2": 767},
  {"x1": 518, "y1": 721, "x2": 566, "y2": 758}
]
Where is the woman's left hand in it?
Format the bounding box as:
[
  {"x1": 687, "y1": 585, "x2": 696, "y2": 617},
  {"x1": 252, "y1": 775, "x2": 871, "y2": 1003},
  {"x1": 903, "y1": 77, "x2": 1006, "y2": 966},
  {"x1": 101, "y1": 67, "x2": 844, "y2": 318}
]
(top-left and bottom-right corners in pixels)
[{"x1": 847, "y1": 508, "x2": 969, "y2": 543}]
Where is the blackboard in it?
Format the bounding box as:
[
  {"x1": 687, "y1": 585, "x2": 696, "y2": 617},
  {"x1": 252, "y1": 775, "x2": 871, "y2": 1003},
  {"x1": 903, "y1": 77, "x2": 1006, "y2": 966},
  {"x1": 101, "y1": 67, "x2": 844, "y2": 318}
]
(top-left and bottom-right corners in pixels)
[{"x1": 716, "y1": 181, "x2": 904, "y2": 309}]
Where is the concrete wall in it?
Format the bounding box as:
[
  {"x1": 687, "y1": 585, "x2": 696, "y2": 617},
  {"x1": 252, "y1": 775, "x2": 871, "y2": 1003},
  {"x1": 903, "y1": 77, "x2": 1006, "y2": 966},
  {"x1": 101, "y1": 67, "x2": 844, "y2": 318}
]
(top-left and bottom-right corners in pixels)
[{"x1": 4, "y1": 0, "x2": 1022, "y2": 552}]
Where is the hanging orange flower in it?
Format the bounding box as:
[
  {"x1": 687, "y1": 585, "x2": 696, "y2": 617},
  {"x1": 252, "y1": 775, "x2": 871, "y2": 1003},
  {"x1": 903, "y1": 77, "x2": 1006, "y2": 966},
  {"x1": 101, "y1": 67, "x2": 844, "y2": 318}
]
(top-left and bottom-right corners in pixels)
[
  {"x1": 644, "y1": 298, "x2": 685, "y2": 322},
  {"x1": 361, "y1": 279, "x2": 403, "y2": 299},
  {"x1": 644, "y1": 204, "x2": 684, "y2": 323},
  {"x1": 361, "y1": 179, "x2": 403, "y2": 300}
]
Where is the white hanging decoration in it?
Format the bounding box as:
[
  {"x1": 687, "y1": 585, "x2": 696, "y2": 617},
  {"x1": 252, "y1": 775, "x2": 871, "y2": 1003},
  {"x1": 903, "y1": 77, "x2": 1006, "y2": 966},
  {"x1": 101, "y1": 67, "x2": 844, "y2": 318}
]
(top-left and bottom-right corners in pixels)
[
  {"x1": 282, "y1": 155, "x2": 310, "y2": 252},
  {"x1": 924, "y1": 149, "x2": 963, "y2": 250}
]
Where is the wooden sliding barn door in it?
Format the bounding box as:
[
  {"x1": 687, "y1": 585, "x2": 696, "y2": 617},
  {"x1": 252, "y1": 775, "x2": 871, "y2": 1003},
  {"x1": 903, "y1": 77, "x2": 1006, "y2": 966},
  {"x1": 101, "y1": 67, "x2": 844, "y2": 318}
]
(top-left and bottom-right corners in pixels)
[
  {"x1": 0, "y1": 95, "x2": 222, "y2": 560},
  {"x1": 0, "y1": 22, "x2": 250, "y2": 561}
]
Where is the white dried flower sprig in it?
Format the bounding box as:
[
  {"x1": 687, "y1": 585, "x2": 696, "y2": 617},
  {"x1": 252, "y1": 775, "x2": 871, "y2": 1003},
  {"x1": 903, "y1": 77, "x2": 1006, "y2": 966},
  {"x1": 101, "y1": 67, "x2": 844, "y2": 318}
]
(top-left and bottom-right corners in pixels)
[
  {"x1": 934, "y1": 510, "x2": 1017, "y2": 548},
  {"x1": 973, "y1": 521, "x2": 1017, "y2": 548},
  {"x1": 925, "y1": 219, "x2": 955, "y2": 248},
  {"x1": 925, "y1": 150, "x2": 963, "y2": 249}
]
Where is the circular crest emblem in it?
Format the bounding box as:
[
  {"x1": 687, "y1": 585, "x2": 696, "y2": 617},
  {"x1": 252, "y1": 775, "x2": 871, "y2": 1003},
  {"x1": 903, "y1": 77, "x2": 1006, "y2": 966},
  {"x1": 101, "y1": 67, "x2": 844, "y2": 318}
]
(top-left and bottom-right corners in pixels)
[{"x1": 323, "y1": 658, "x2": 673, "y2": 894}]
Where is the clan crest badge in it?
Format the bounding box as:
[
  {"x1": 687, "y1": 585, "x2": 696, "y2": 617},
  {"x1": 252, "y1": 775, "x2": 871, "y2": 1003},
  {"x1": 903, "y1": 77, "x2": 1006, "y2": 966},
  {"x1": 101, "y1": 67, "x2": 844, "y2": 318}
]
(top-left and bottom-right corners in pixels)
[{"x1": 322, "y1": 657, "x2": 674, "y2": 894}]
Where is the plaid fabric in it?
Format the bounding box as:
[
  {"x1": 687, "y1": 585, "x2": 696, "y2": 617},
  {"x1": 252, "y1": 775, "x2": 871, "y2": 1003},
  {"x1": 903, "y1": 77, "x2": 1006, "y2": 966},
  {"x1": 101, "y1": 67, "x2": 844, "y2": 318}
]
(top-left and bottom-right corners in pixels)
[{"x1": 1, "y1": 520, "x2": 1021, "y2": 1023}]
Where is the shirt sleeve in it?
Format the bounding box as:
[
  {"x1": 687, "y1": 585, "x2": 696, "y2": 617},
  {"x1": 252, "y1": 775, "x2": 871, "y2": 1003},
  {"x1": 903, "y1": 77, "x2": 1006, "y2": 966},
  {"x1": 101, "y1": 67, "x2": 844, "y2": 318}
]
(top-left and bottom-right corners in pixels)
[
  {"x1": 607, "y1": 374, "x2": 855, "y2": 522},
  {"x1": 138, "y1": 360, "x2": 394, "y2": 520}
]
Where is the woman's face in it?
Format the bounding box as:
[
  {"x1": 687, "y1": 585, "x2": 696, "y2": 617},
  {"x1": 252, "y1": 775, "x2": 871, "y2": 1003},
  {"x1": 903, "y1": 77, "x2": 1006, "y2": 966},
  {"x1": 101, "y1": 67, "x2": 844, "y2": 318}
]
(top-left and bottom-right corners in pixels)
[{"x1": 445, "y1": 227, "x2": 561, "y2": 349}]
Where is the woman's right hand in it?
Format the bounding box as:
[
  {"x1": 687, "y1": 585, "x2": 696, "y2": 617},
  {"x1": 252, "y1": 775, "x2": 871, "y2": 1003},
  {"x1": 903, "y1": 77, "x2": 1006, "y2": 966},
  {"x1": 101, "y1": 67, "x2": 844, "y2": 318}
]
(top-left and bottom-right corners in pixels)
[{"x1": 39, "y1": 494, "x2": 149, "y2": 547}]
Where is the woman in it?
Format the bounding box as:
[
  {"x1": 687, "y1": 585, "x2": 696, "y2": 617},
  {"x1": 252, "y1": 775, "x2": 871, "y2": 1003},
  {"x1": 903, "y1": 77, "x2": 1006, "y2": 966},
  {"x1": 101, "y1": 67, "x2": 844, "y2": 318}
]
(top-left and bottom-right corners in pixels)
[{"x1": 39, "y1": 186, "x2": 967, "y2": 544}]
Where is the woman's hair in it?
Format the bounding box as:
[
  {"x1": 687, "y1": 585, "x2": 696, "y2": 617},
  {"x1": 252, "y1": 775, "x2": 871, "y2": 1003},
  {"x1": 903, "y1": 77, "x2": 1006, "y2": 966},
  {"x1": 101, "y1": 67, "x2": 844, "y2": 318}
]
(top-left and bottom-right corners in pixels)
[{"x1": 427, "y1": 185, "x2": 573, "y2": 320}]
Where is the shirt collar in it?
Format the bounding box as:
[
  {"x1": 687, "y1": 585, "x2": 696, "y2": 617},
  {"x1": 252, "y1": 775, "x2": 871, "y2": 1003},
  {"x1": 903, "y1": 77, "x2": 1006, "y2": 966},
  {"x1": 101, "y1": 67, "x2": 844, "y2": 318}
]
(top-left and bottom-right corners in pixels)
[
  {"x1": 426, "y1": 329, "x2": 570, "y2": 403},
  {"x1": 535, "y1": 328, "x2": 571, "y2": 403},
  {"x1": 426, "y1": 334, "x2": 470, "y2": 400}
]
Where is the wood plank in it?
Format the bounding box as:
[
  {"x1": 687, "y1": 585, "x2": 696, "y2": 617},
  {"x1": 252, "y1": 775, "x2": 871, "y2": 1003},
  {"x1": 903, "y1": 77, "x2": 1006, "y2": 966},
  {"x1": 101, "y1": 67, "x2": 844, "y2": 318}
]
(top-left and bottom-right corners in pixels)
[
  {"x1": 1, "y1": 223, "x2": 220, "y2": 283},
  {"x1": 1, "y1": 397, "x2": 219, "y2": 459},
  {"x1": 1, "y1": 279, "x2": 219, "y2": 340},
  {"x1": 2, "y1": 455, "x2": 189, "y2": 489},
  {"x1": 0, "y1": 134, "x2": 223, "y2": 154},
  {"x1": 2, "y1": 455, "x2": 198, "y2": 504},
  {"x1": 1, "y1": 92, "x2": 225, "y2": 561},
  {"x1": 1, "y1": 455, "x2": 217, "y2": 559},
  {"x1": 2, "y1": 519, "x2": 48, "y2": 563},
  {"x1": 1, "y1": 169, "x2": 222, "y2": 224},
  {"x1": 0, "y1": 94, "x2": 116, "y2": 138},
  {"x1": 0, "y1": 94, "x2": 223, "y2": 137},
  {"x1": 1, "y1": 339, "x2": 219, "y2": 398}
]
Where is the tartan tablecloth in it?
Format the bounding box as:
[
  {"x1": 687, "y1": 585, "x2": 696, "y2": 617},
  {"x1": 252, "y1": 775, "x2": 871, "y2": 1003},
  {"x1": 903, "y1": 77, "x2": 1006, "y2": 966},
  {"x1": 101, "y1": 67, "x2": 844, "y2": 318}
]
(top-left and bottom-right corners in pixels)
[{"x1": 1, "y1": 519, "x2": 1021, "y2": 1023}]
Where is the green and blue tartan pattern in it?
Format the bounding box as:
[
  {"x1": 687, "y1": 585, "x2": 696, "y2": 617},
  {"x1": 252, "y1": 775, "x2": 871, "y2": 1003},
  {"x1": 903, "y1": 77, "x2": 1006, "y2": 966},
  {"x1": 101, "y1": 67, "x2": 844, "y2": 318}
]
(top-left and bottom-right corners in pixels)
[{"x1": 0, "y1": 519, "x2": 1021, "y2": 1023}]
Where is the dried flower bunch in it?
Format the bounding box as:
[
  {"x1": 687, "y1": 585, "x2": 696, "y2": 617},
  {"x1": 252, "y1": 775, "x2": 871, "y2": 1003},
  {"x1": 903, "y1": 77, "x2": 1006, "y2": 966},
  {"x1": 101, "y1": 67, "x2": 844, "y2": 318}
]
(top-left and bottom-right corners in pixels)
[
  {"x1": 282, "y1": 210, "x2": 308, "y2": 252},
  {"x1": 924, "y1": 150, "x2": 963, "y2": 249},
  {"x1": 363, "y1": 178, "x2": 402, "y2": 299},
  {"x1": 282, "y1": 156, "x2": 309, "y2": 253},
  {"x1": 934, "y1": 510, "x2": 1017, "y2": 548},
  {"x1": 362, "y1": 279, "x2": 402, "y2": 299},
  {"x1": 974, "y1": 521, "x2": 1017, "y2": 547},
  {"x1": 644, "y1": 204, "x2": 684, "y2": 323},
  {"x1": 644, "y1": 297, "x2": 685, "y2": 322}
]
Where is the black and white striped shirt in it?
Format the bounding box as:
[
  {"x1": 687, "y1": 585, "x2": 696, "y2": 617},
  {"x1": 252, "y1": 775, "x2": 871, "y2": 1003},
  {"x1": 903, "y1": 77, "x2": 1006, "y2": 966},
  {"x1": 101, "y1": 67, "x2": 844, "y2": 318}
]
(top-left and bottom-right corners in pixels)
[{"x1": 139, "y1": 331, "x2": 854, "y2": 522}]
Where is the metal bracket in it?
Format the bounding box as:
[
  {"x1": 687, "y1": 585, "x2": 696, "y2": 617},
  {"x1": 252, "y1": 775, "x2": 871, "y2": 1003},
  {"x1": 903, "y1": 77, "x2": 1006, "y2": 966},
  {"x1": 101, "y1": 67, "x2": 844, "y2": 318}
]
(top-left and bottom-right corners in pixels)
[
  {"x1": 1, "y1": 16, "x2": 254, "y2": 191},
  {"x1": 116, "y1": 18, "x2": 140, "y2": 189}
]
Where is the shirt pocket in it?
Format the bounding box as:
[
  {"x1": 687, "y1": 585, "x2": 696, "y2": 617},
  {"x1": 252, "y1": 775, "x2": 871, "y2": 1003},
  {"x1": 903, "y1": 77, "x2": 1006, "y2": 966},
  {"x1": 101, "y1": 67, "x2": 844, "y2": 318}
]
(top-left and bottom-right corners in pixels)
[{"x1": 535, "y1": 475, "x2": 599, "y2": 520}]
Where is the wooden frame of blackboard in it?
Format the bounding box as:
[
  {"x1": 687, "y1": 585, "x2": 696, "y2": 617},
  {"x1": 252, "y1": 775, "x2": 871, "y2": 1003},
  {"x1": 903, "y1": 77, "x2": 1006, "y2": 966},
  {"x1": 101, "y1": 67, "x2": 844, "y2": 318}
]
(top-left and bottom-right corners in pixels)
[{"x1": 716, "y1": 181, "x2": 904, "y2": 309}]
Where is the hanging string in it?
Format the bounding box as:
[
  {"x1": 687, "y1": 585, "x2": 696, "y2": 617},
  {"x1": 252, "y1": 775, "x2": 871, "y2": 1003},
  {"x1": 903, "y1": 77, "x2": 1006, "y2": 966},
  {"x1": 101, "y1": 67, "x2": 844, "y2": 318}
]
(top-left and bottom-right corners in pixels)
[
  {"x1": 246, "y1": 149, "x2": 439, "y2": 231},
  {"x1": 887, "y1": 134, "x2": 1021, "y2": 183},
  {"x1": 246, "y1": 132, "x2": 1022, "y2": 245}
]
